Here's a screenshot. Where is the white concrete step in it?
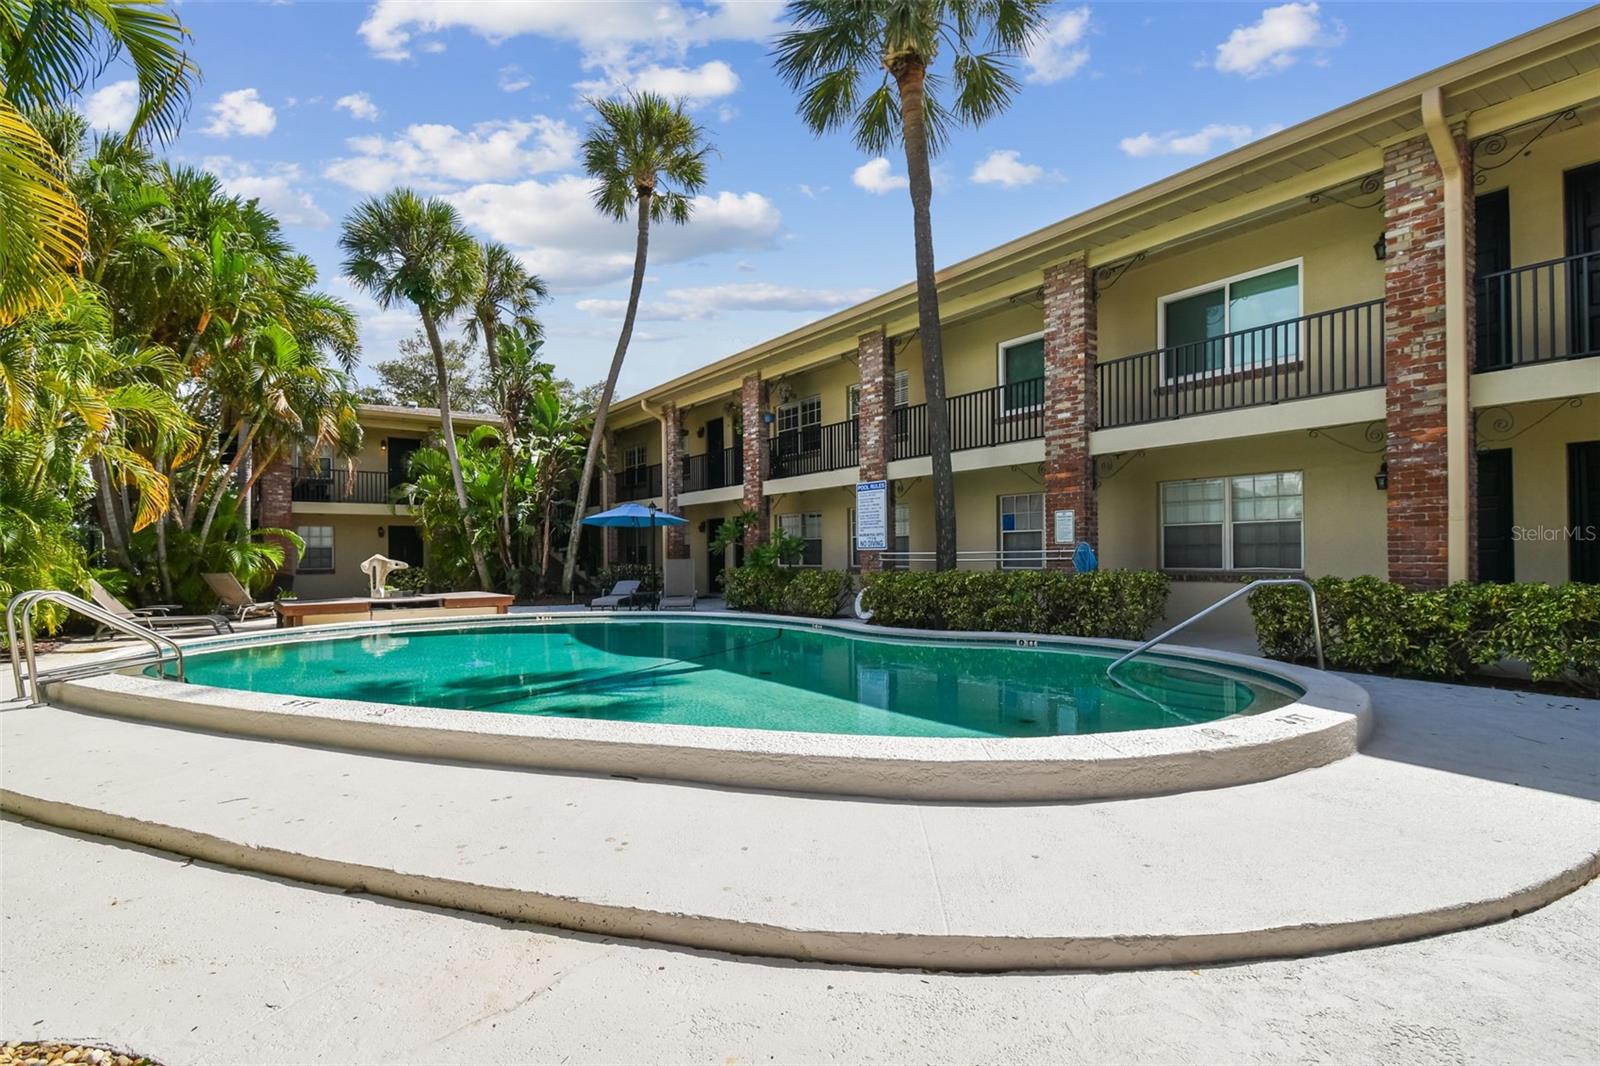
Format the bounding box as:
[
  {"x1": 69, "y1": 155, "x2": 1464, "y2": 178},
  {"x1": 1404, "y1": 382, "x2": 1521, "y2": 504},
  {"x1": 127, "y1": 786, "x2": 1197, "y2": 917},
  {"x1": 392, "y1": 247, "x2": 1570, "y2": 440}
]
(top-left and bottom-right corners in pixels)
[{"x1": 3, "y1": 689, "x2": 1597, "y2": 971}]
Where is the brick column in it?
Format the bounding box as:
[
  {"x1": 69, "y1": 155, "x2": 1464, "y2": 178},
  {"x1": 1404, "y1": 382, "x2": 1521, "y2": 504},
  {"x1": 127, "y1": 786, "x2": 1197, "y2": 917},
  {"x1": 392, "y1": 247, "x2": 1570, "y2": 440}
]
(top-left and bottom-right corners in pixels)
[
  {"x1": 740, "y1": 373, "x2": 770, "y2": 550},
  {"x1": 1382, "y1": 130, "x2": 1475, "y2": 588},
  {"x1": 601, "y1": 431, "x2": 619, "y2": 567},
  {"x1": 660, "y1": 402, "x2": 688, "y2": 560},
  {"x1": 1042, "y1": 257, "x2": 1098, "y2": 568},
  {"x1": 258, "y1": 458, "x2": 297, "y2": 575},
  {"x1": 855, "y1": 327, "x2": 894, "y2": 572}
]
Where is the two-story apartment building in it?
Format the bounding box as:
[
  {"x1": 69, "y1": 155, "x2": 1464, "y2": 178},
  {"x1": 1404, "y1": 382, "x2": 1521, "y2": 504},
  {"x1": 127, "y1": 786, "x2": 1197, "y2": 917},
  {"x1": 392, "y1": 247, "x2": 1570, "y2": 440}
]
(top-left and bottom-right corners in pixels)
[
  {"x1": 594, "y1": 11, "x2": 1600, "y2": 631},
  {"x1": 259, "y1": 404, "x2": 499, "y2": 599}
]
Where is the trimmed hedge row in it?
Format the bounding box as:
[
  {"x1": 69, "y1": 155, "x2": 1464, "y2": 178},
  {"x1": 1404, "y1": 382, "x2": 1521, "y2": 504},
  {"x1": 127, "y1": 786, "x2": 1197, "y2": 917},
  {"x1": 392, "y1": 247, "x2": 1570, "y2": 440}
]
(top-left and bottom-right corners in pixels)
[
  {"x1": 1249, "y1": 576, "x2": 1600, "y2": 690},
  {"x1": 723, "y1": 566, "x2": 853, "y2": 618},
  {"x1": 860, "y1": 569, "x2": 1170, "y2": 641}
]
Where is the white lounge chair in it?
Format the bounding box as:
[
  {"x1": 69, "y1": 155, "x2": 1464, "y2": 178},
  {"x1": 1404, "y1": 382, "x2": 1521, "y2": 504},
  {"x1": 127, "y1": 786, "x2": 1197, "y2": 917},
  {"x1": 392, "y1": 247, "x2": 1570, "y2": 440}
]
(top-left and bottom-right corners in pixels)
[
  {"x1": 659, "y1": 559, "x2": 697, "y2": 610},
  {"x1": 87, "y1": 578, "x2": 232, "y2": 636},
  {"x1": 589, "y1": 579, "x2": 642, "y2": 610},
  {"x1": 203, "y1": 572, "x2": 276, "y2": 621}
]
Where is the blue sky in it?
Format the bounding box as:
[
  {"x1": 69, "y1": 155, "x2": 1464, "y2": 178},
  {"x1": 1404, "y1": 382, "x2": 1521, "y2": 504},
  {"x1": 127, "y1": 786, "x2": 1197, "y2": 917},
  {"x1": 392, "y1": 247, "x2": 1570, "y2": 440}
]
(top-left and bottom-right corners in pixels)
[{"x1": 80, "y1": 1, "x2": 1588, "y2": 396}]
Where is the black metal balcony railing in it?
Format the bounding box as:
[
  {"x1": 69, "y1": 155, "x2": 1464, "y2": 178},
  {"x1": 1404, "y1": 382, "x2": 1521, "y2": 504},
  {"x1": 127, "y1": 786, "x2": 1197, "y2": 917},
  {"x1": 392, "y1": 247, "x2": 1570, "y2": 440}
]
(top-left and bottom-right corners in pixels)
[
  {"x1": 769, "y1": 419, "x2": 859, "y2": 479},
  {"x1": 1477, "y1": 250, "x2": 1600, "y2": 371},
  {"x1": 615, "y1": 463, "x2": 662, "y2": 502},
  {"x1": 290, "y1": 467, "x2": 392, "y2": 504},
  {"x1": 1095, "y1": 299, "x2": 1385, "y2": 429},
  {"x1": 892, "y1": 378, "x2": 1045, "y2": 461},
  {"x1": 682, "y1": 446, "x2": 743, "y2": 493}
]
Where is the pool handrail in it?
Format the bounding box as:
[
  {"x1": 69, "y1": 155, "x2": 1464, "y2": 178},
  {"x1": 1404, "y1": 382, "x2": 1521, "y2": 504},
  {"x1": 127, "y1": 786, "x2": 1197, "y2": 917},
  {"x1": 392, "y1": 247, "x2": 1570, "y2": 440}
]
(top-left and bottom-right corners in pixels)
[
  {"x1": 1106, "y1": 578, "x2": 1325, "y2": 683},
  {"x1": 6, "y1": 590, "x2": 186, "y2": 706}
]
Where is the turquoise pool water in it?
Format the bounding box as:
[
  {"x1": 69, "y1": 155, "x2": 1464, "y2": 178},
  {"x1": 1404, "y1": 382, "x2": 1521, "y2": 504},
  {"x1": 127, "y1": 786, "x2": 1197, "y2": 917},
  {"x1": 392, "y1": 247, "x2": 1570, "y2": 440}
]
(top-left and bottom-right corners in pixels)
[{"x1": 164, "y1": 619, "x2": 1300, "y2": 739}]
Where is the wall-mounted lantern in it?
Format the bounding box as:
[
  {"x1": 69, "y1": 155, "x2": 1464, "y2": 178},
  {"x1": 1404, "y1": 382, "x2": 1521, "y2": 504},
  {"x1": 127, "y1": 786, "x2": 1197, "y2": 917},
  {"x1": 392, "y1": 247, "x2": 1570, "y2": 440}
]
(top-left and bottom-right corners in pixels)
[
  {"x1": 1373, "y1": 232, "x2": 1388, "y2": 261},
  {"x1": 1374, "y1": 462, "x2": 1389, "y2": 491}
]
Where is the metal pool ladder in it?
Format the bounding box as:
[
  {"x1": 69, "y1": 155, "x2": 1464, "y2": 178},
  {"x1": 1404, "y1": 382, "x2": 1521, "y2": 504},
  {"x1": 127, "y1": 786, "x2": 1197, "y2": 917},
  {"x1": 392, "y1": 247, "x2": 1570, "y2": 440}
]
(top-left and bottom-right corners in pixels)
[
  {"x1": 5, "y1": 590, "x2": 187, "y2": 707},
  {"x1": 1105, "y1": 578, "x2": 1324, "y2": 688}
]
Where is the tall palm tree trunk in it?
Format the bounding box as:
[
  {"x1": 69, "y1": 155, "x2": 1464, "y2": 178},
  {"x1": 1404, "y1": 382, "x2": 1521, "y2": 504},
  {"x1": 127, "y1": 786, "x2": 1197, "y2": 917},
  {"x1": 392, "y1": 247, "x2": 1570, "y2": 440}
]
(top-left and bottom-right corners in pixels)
[
  {"x1": 92, "y1": 456, "x2": 132, "y2": 570},
  {"x1": 896, "y1": 63, "x2": 957, "y2": 570},
  {"x1": 562, "y1": 189, "x2": 652, "y2": 593},
  {"x1": 421, "y1": 313, "x2": 494, "y2": 590}
]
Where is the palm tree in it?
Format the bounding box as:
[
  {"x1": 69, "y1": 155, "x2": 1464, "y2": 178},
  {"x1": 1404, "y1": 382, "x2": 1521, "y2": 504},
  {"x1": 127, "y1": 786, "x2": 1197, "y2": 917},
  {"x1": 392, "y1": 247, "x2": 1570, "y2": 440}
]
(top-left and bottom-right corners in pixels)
[
  {"x1": 340, "y1": 188, "x2": 493, "y2": 589},
  {"x1": 0, "y1": 0, "x2": 199, "y2": 322},
  {"x1": 465, "y1": 241, "x2": 547, "y2": 381},
  {"x1": 560, "y1": 91, "x2": 712, "y2": 593},
  {"x1": 774, "y1": 0, "x2": 1046, "y2": 570}
]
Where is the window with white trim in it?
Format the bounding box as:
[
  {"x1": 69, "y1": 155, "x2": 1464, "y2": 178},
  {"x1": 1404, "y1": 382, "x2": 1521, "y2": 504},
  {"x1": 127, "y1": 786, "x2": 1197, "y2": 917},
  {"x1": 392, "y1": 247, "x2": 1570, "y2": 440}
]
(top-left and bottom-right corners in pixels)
[
  {"x1": 622, "y1": 444, "x2": 647, "y2": 471},
  {"x1": 997, "y1": 332, "x2": 1045, "y2": 412},
  {"x1": 1159, "y1": 261, "x2": 1301, "y2": 381},
  {"x1": 998, "y1": 493, "x2": 1045, "y2": 569},
  {"x1": 298, "y1": 525, "x2": 334, "y2": 571},
  {"x1": 846, "y1": 371, "x2": 910, "y2": 417},
  {"x1": 778, "y1": 512, "x2": 823, "y2": 566},
  {"x1": 776, "y1": 395, "x2": 822, "y2": 454},
  {"x1": 1160, "y1": 472, "x2": 1303, "y2": 570},
  {"x1": 849, "y1": 503, "x2": 910, "y2": 567}
]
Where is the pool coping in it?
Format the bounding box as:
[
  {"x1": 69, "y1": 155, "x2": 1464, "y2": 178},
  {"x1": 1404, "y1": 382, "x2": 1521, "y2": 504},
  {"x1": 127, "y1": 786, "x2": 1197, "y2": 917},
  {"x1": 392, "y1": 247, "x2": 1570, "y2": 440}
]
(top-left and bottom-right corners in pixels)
[{"x1": 46, "y1": 612, "x2": 1373, "y2": 802}]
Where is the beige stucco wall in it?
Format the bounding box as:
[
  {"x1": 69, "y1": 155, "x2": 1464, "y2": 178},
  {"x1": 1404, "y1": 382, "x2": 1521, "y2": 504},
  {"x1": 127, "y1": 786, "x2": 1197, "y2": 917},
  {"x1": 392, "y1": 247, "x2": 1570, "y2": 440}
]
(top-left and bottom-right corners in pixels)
[
  {"x1": 1478, "y1": 119, "x2": 1596, "y2": 266},
  {"x1": 1478, "y1": 393, "x2": 1599, "y2": 583},
  {"x1": 289, "y1": 515, "x2": 422, "y2": 600}
]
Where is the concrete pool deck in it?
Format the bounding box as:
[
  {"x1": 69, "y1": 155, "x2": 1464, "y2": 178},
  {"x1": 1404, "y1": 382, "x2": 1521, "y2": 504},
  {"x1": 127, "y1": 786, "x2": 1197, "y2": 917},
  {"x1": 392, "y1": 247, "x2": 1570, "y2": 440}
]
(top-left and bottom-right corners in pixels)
[{"x1": 3, "y1": 654, "x2": 1597, "y2": 971}]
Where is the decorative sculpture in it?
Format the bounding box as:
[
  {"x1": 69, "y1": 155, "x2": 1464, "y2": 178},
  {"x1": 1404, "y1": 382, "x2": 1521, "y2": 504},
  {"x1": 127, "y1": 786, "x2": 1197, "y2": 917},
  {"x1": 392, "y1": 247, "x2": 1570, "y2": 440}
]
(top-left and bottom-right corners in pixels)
[{"x1": 360, "y1": 554, "x2": 410, "y2": 598}]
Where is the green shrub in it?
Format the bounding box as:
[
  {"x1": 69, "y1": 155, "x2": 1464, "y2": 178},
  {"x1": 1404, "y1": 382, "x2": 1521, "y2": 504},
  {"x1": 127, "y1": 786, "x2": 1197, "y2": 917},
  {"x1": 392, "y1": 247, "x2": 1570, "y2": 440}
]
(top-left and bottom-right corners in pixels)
[
  {"x1": 1248, "y1": 576, "x2": 1600, "y2": 690},
  {"x1": 859, "y1": 569, "x2": 1170, "y2": 640},
  {"x1": 385, "y1": 567, "x2": 429, "y2": 594},
  {"x1": 595, "y1": 563, "x2": 658, "y2": 595},
  {"x1": 723, "y1": 566, "x2": 852, "y2": 617}
]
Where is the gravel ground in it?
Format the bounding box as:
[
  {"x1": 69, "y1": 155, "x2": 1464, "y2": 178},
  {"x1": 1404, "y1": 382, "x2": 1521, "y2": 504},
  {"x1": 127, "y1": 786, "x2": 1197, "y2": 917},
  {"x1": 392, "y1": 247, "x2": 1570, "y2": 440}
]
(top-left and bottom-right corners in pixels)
[
  {"x1": 0, "y1": 1044, "x2": 155, "y2": 1066},
  {"x1": 4, "y1": 815, "x2": 1598, "y2": 1065}
]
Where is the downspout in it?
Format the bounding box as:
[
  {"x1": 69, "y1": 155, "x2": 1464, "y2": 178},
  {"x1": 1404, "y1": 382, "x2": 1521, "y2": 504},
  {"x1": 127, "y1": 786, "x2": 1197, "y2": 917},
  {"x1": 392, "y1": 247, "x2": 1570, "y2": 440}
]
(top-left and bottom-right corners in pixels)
[
  {"x1": 1421, "y1": 87, "x2": 1471, "y2": 584},
  {"x1": 637, "y1": 396, "x2": 664, "y2": 567}
]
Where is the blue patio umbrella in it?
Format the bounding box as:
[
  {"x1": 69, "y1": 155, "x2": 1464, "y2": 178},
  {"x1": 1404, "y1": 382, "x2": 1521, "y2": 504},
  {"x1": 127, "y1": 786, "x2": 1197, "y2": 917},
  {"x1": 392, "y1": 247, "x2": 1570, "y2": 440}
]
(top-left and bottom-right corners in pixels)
[{"x1": 581, "y1": 502, "x2": 687, "y2": 601}]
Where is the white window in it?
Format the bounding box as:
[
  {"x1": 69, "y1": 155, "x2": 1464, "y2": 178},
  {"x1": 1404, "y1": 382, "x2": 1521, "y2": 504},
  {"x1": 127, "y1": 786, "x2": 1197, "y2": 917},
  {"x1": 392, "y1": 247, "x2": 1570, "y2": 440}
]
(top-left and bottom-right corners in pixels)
[
  {"x1": 997, "y1": 332, "x2": 1046, "y2": 413},
  {"x1": 298, "y1": 525, "x2": 334, "y2": 571},
  {"x1": 623, "y1": 445, "x2": 647, "y2": 470},
  {"x1": 846, "y1": 371, "x2": 911, "y2": 417},
  {"x1": 776, "y1": 395, "x2": 822, "y2": 454},
  {"x1": 998, "y1": 493, "x2": 1044, "y2": 569},
  {"x1": 778, "y1": 512, "x2": 823, "y2": 566},
  {"x1": 1158, "y1": 260, "x2": 1302, "y2": 381},
  {"x1": 849, "y1": 503, "x2": 911, "y2": 566},
  {"x1": 1160, "y1": 472, "x2": 1303, "y2": 571}
]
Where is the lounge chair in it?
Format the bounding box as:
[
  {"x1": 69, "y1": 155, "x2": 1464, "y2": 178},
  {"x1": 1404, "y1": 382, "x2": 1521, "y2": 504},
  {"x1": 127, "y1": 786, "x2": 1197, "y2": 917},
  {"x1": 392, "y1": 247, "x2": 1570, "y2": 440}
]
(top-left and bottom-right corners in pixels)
[
  {"x1": 589, "y1": 579, "x2": 641, "y2": 610},
  {"x1": 86, "y1": 579, "x2": 232, "y2": 636},
  {"x1": 203, "y1": 572, "x2": 277, "y2": 621},
  {"x1": 659, "y1": 559, "x2": 697, "y2": 610}
]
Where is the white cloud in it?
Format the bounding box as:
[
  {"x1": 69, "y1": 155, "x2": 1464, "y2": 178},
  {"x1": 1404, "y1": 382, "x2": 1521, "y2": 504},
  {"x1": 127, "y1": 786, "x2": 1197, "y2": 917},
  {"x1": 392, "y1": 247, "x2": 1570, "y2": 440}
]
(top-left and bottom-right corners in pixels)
[
  {"x1": 83, "y1": 79, "x2": 139, "y2": 132},
  {"x1": 323, "y1": 116, "x2": 578, "y2": 193},
  {"x1": 1213, "y1": 2, "x2": 1345, "y2": 77},
  {"x1": 577, "y1": 282, "x2": 875, "y2": 321},
  {"x1": 448, "y1": 176, "x2": 783, "y2": 289},
  {"x1": 334, "y1": 92, "x2": 380, "y2": 121},
  {"x1": 1026, "y1": 6, "x2": 1091, "y2": 84},
  {"x1": 358, "y1": 0, "x2": 781, "y2": 61},
  {"x1": 203, "y1": 88, "x2": 277, "y2": 137},
  {"x1": 1119, "y1": 123, "x2": 1277, "y2": 158},
  {"x1": 576, "y1": 59, "x2": 741, "y2": 106},
  {"x1": 970, "y1": 149, "x2": 1043, "y2": 188},
  {"x1": 497, "y1": 65, "x2": 532, "y2": 92},
  {"x1": 202, "y1": 156, "x2": 331, "y2": 227},
  {"x1": 852, "y1": 157, "x2": 907, "y2": 195}
]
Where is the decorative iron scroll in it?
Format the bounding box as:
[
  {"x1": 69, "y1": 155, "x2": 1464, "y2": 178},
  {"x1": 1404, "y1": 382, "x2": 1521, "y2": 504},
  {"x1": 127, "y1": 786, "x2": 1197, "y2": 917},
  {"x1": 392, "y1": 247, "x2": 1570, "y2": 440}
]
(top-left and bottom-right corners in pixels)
[
  {"x1": 1471, "y1": 109, "x2": 1578, "y2": 186},
  {"x1": 1307, "y1": 421, "x2": 1386, "y2": 455},
  {"x1": 1475, "y1": 396, "x2": 1583, "y2": 445},
  {"x1": 1308, "y1": 173, "x2": 1383, "y2": 211}
]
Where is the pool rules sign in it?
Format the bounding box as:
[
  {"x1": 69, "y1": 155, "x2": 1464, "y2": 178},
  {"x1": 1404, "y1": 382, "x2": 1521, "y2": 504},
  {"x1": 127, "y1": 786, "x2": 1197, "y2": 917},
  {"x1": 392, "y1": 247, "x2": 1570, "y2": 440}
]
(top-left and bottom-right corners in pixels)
[{"x1": 855, "y1": 480, "x2": 889, "y2": 551}]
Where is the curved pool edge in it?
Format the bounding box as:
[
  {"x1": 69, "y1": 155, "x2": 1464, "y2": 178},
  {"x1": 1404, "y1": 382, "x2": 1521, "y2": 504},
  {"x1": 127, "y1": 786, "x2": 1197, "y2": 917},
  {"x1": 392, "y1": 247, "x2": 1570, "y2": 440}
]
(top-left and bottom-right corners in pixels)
[{"x1": 44, "y1": 612, "x2": 1373, "y2": 802}]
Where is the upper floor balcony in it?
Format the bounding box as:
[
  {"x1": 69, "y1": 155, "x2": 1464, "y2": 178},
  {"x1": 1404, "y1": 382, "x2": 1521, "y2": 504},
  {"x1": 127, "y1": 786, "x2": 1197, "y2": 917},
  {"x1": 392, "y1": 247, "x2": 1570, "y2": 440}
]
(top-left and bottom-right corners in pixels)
[
  {"x1": 1095, "y1": 299, "x2": 1386, "y2": 429},
  {"x1": 615, "y1": 463, "x2": 662, "y2": 502},
  {"x1": 682, "y1": 447, "x2": 743, "y2": 493},
  {"x1": 290, "y1": 467, "x2": 394, "y2": 504},
  {"x1": 1477, "y1": 250, "x2": 1600, "y2": 371}
]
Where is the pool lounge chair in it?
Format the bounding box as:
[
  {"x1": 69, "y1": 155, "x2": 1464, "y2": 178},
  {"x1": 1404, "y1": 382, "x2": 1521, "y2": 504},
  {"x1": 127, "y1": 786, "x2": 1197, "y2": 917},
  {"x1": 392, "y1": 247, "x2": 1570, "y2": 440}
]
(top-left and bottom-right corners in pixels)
[
  {"x1": 589, "y1": 579, "x2": 642, "y2": 610},
  {"x1": 658, "y1": 559, "x2": 697, "y2": 610},
  {"x1": 203, "y1": 572, "x2": 277, "y2": 621},
  {"x1": 86, "y1": 578, "x2": 232, "y2": 636}
]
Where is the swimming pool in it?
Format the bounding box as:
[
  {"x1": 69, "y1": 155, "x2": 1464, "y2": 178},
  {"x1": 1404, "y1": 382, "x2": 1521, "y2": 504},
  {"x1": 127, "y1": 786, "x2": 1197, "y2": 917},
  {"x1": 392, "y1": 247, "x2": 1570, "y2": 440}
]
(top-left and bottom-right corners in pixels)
[{"x1": 167, "y1": 618, "x2": 1300, "y2": 739}]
